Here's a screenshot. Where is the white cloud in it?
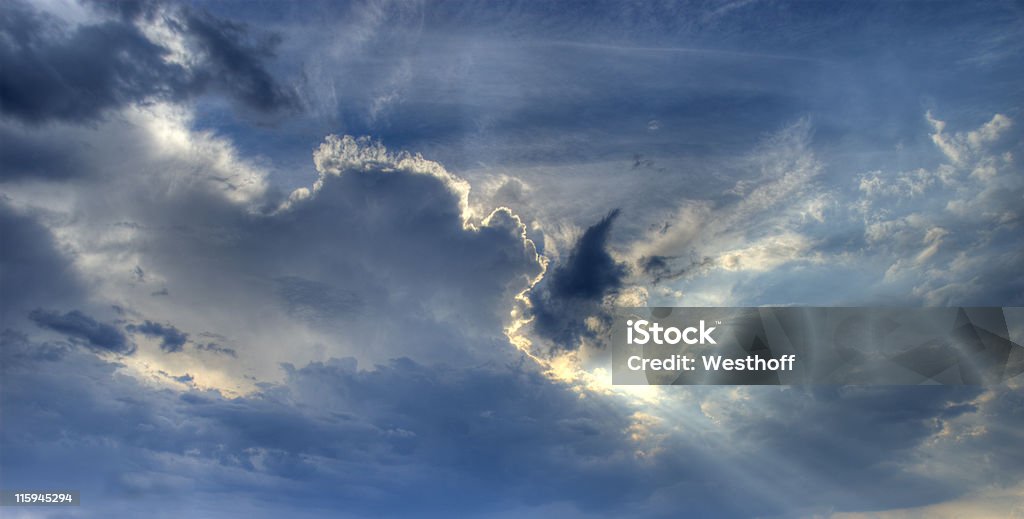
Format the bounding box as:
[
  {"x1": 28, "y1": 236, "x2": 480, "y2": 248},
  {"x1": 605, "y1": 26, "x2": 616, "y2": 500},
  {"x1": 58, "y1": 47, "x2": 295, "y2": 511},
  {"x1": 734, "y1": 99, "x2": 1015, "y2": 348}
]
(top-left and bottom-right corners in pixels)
[
  {"x1": 857, "y1": 112, "x2": 1021, "y2": 304},
  {"x1": 717, "y1": 231, "x2": 815, "y2": 272},
  {"x1": 927, "y1": 111, "x2": 1012, "y2": 165}
]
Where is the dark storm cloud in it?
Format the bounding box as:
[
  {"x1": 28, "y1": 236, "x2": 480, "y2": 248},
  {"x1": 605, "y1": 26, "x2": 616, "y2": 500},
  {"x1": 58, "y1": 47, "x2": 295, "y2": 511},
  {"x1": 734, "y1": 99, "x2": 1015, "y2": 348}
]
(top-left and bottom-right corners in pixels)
[
  {"x1": 551, "y1": 209, "x2": 626, "y2": 300},
  {"x1": 28, "y1": 309, "x2": 133, "y2": 354},
  {"x1": 0, "y1": 0, "x2": 297, "y2": 125},
  {"x1": 0, "y1": 0, "x2": 182, "y2": 123},
  {"x1": 0, "y1": 199, "x2": 82, "y2": 319},
  {"x1": 126, "y1": 320, "x2": 188, "y2": 352},
  {"x1": 0, "y1": 126, "x2": 80, "y2": 180},
  {"x1": 178, "y1": 8, "x2": 297, "y2": 115},
  {"x1": 529, "y1": 210, "x2": 626, "y2": 349}
]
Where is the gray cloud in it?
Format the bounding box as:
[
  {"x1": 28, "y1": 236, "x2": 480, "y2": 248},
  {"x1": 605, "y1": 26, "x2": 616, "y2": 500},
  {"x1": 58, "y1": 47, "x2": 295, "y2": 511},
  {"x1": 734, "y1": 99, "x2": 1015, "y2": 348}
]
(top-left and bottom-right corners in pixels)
[
  {"x1": 0, "y1": 125, "x2": 82, "y2": 180},
  {"x1": 0, "y1": 200, "x2": 84, "y2": 321},
  {"x1": 0, "y1": 0, "x2": 297, "y2": 126},
  {"x1": 3, "y1": 329, "x2": 1021, "y2": 518},
  {"x1": 2, "y1": 129, "x2": 544, "y2": 379},
  {"x1": 28, "y1": 308, "x2": 133, "y2": 354},
  {"x1": 528, "y1": 210, "x2": 626, "y2": 350},
  {"x1": 275, "y1": 276, "x2": 363, "y2": 328},
  {"x1": 0, "y1": 330, "x2": 643, "y2": 517},
  {"x1": 548, "y1": 209, "x2": 626, "y2": 301},
  {"x1": 127, "y1": 320, "x2": 188, "y2": 353},
  {"x1": 637, "y1": 253, "x2": 714, "y2": 284},
  {"x1": 195, "y1": 342, "x2": 236, "y2": 358}
]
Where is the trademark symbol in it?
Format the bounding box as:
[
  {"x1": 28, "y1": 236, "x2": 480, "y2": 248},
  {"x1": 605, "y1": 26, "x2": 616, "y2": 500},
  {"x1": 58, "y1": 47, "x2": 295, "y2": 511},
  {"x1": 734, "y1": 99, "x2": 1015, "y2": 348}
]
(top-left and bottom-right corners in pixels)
[{"x1": 715, "y1": 321, "x2": 722, "y2": 325}]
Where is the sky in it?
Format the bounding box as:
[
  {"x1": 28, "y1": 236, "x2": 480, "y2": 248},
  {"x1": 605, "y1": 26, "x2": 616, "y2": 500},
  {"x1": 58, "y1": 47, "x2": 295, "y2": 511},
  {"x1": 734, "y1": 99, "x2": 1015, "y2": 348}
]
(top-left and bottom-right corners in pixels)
[{"x1": 1, "y1": 0, "x2": 1023, "y2": 517}]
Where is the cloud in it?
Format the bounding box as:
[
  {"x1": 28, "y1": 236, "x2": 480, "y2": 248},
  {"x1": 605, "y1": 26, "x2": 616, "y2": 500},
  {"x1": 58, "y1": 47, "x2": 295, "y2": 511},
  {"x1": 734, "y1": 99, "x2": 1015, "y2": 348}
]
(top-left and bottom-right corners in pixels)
[
  {"x1": 0, "y1": 125, "x2": 81, "y2": 181},
  {"x1": 0, "y1": 199, "x2": 83, "y2": 321},
  {"x1": 832, "y1": 483, "x2": 1024, "y2": 519},
  {"x1": 529, "y1": 210, "x2": 626, "y2": 350},
  {"x1": 195, "y1": 341, "x2": 237, "y2": 358},
  {"x1": 0, "y1": 0, "x2": 297, "y2": 125},
  {"x1": 0, "y1": 330, "x2": 648, "y2": 518},
  {"x1": 28, "y1": 309, "x2": 133, "y2": 354},
  {"x1": 1, "y1": 120, "x2": 544, "y2": 386},
  {"x1": 547, "y1": 209, "x2": 625, "y2": 300},
  {"x1": 5, "y1": 326, "x2": 1023, "y2": 518},
  {"x1": 307, "y1": 134, "x2": 474, "y2": 222},
  {"x1": 830, "y1": 387, "x2": 1024, "y2": 518},
  {"x1": 687, "y1": 386, "x2": 994, "y2": 514},
  {"x1": 127, "y1": 320, "x2": 188, "y2": 353},
  {"x1": 174, "y1": 6, "x2": 297, "y2": 115},
  {"x1": 274, "y1": 276, "x2": 363, "y2": 328},
  {"x1": 610, "y1": 118, "x2": 828, "y2": 307},
  {"x1": 857, "y1": 112, "x2": 1022, "y2": 305},
  {"x1": 1, "y1": 2, "x2": 1022, "y2": 517},
  {"x1": 0, "y1": 95, "x2": 1020, "y2": 519},
  {"x1": 715, "y1": 231, "x2": 814, "y2": 272},
  {"x1": 927, "y1": 111, "x2": 1012, "y2": 165},
  {"x1": 609, "y1": 112, "x2": 1021, "y2": 307}
]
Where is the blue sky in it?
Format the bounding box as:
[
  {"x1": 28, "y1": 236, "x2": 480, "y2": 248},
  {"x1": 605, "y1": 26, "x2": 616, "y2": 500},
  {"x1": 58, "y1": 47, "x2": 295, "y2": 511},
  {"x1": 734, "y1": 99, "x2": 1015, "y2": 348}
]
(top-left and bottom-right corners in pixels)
[{"x1": 1, "y1": 1, "x2": 1023, "y2": 517}]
